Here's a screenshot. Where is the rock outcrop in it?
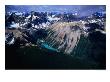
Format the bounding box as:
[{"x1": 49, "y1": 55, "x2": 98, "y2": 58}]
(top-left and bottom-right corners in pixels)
[{"x1": 45, "y1": 22, "x2": 83, "y2": 54}]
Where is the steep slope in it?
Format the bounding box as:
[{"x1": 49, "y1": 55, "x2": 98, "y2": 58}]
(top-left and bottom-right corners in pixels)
[{"x1": 45, "y1": 22, "x2": 84, "y2": 54}]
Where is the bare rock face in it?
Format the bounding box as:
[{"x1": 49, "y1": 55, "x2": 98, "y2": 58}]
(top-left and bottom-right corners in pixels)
[{"x1": 45, "y1": 22, "x2": 82, "y2": 54}]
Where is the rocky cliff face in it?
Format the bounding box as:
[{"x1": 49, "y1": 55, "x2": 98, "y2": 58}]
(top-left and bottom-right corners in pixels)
[{"x1": 45, "y1": 22, "x2": 83, "y2": 54}]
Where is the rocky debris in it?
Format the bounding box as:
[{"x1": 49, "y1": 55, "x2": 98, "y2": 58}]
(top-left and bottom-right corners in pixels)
[{"x1": 45, "y1": 22, "x2": 82, "y2": 54}]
